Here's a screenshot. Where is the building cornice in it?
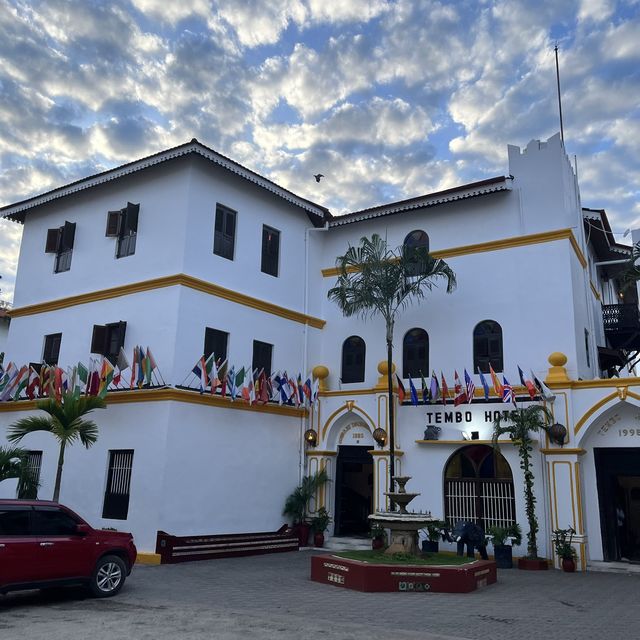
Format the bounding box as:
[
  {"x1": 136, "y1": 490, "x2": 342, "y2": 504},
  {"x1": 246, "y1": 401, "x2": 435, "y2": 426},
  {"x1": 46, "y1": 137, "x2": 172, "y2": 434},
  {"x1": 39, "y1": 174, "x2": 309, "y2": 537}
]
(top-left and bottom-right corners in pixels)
[
  {"x1": 321, "y1": 228, "x2": 587, "y2": 277},
  {"x1": 0, "y1": 387, "x2": 307, "y2": 417},
  {"x1": 1, "y1": 140, "x2": 328, "y2": 223},
  {"x1": 8, "y1": 273, "x2": 326, "y2": 329}
]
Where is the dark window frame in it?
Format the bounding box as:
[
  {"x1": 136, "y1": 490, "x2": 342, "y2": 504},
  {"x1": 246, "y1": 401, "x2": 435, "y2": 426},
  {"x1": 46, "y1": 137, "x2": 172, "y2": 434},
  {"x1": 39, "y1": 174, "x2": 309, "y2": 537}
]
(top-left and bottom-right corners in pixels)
[
  {"x1": 403, "y1": 328, "x2": 429, "y2": 379},
  {"x1": 204, "y1": 327, "x2": 229, "y2": 363},
  {"x1": 473, "y1": 320, "x2": 504, "y2": 374},
  {"x1": 261, "y1": 225, "x2": 280, "y2": 277},
  {"x1": 341, "y1": 336, "x2": 366, "y2": 384},
  {"x1": 252, "y1": 340, "x2": 273, "y2": 377},
  {"x1": 17, "y1": 450, "x2": 43, "y2": 500},
  {"x1": 102, "y1": 449, "x2": 134, "y2": 520},
  {"x1": 43, "y1": 333, "x2": 62, "y2": 366},
  {"x1": 45, "y1": 221, "x2": 76, "y2": 273},
  {"x1": 91, "y1": 321, "x2": 127, "y2": 363},
  {"x1": 584, "y1": 328, "x2": 591, "y2": 368},
  {"x1": 403, "y1": 229, "x2": 429, "y2": 277},
  {"x1": 213, "y1": 204, "x2": 237, "y2": 261}
]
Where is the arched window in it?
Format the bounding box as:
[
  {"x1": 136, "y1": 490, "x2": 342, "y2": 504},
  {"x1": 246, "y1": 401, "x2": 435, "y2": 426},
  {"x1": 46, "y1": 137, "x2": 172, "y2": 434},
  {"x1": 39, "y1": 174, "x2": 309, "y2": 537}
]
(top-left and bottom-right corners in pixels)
[
  {"x1": 403, "y1": 328, "x2": 429, "y2": 379},
  {"x1": 403, "y1": 230, "x2": 429, "y2": 277},
  {"x1": 341, "y1": 336, "x2": 366, "y2": 384},
  {"x1": 473, "y1": 320, "x2": 503, "y2": 374},
  {"x1": 444, "y1": 445, "x2": 515, "y2": 531}
]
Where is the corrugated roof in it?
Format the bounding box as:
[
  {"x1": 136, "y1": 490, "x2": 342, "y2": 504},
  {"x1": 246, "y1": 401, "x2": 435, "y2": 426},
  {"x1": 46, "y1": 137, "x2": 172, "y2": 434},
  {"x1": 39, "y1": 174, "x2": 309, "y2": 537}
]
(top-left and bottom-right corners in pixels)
[{"x1": 0, "y1": 139, "x2": 330, "y2": 225}]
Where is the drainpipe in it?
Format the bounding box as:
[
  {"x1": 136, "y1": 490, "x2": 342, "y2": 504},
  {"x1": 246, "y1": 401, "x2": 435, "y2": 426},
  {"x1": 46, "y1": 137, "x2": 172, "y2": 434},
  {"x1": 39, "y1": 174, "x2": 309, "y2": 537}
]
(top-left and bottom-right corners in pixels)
[{"x1": 300, "y1": 220, "x2": 330, "y2": 483}]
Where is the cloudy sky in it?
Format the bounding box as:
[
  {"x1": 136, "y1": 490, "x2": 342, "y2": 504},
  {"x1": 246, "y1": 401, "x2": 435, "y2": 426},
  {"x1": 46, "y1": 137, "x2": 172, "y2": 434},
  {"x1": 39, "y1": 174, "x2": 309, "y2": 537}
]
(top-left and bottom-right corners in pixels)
[{"x1": 1, "y1": 0, "x2": 639, "y2": 302}]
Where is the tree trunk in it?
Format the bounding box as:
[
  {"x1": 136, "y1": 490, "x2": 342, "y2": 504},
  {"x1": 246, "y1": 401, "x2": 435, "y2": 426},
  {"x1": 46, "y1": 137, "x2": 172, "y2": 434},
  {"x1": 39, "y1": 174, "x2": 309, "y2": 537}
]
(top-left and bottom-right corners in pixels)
[
  {"x1": 386, "y1": 330, "x2": 395, "y2": 498},
  {"x1": 520, "y1": 439, "x2": 538, "y2": 558},
  {"x1": 53, "y1": 441, "x2": 65, "y2": 503}
]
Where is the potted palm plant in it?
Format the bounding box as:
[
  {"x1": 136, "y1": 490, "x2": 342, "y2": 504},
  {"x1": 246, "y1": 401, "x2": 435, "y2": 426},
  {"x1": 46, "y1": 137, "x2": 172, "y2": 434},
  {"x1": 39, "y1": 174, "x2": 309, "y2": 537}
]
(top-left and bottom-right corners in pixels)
[
  {"x1": 493, "y1": 405, "x2": 553, "y2": 570},
  {"x1": 421, "y1": 519, "x2": 447, "y2": 553},
  {"x1": 553, "y1": 527, "x2": 577, "y2": 572},
  {"x1": 310, "y1": 507, "x2": 332, "y2": 547},
  {"x1": 282, "y1": 469, "x2": 328, "y2": 547},
  {"x1": 369, "y1": 522, "x2": 387, "y2": 550},
  {"x1": 487, "y1": 523, "x2": 522, "y2": 569}
]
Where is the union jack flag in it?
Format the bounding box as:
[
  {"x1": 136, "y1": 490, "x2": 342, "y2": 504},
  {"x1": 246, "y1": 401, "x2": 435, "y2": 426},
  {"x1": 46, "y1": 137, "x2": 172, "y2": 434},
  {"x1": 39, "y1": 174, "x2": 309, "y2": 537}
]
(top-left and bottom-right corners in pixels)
[{"x1": 502, "y1": 375, "x2": 516, "y2": 406}]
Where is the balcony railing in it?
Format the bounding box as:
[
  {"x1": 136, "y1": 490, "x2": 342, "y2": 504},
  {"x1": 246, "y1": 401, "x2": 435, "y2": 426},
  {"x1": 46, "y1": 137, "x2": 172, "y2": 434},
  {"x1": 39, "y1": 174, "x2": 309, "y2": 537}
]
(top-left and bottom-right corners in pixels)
[{"x1": 602, "y1": 304, "x2": 640, "y2": 350}]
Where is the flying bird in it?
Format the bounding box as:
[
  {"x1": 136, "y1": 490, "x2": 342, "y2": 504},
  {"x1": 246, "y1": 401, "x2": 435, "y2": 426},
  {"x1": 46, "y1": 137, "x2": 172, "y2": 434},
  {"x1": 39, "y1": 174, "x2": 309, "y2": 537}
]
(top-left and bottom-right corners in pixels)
[{"x1": 314, "y1": 173, "x2": 324, "y2": 183}]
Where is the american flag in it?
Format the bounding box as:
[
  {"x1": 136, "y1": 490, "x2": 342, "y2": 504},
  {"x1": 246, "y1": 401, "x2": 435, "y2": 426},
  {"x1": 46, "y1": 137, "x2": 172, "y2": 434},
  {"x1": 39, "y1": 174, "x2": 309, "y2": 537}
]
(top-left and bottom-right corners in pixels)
[
  {"x1": 502, "y1": 375, "x2": 516, "y2": 406},
  {"x1": 464, "y1": 369, "x2": 475, "y2": 403}
]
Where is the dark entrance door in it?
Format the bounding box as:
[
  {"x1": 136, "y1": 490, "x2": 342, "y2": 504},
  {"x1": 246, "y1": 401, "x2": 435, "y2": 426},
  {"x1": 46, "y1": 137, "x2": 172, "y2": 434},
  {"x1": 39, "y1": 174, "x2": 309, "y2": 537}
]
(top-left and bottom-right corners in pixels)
[
  {"x1": 595, "y1": 448, "x2": 640, "y2": 562},
  {"x1": 334, "y1": 446, "x2": 373, "y2": 536}
]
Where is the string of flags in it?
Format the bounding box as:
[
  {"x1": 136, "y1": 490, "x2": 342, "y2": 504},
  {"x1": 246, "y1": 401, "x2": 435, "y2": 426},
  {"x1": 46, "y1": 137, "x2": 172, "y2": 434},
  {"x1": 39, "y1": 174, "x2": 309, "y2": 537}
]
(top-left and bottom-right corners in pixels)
[
  {"x1": 395, "y1": 364, "x2": 555, "y2": 407},
  {"x1": 182, "y1": 353, "x2": 320, "y2": 408},
  {"x1": 0, "y1": 346, "x2": 165, "y2": 403}
]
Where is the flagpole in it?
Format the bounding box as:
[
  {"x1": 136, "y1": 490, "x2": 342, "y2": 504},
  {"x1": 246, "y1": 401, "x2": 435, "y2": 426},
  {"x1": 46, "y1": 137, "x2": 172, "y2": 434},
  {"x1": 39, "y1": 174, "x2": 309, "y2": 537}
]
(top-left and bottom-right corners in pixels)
[{"x1": 554, "y1": 43, "x2": 565, "y2": 143}]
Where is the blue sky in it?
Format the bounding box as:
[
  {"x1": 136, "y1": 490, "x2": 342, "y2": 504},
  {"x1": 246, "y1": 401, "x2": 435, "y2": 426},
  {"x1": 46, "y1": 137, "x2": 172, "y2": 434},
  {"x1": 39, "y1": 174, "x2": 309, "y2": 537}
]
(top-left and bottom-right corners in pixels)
[{"x1": 1, "y1": 0, "x2": 639, "y2": 302}]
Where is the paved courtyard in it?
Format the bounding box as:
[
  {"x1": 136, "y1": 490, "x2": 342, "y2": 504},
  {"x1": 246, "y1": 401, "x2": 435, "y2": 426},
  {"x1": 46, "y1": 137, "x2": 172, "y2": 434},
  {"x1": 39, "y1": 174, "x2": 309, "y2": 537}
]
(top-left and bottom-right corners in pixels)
[{"x1": 1, "y1": 550, "x2": 638, "y2": 640}]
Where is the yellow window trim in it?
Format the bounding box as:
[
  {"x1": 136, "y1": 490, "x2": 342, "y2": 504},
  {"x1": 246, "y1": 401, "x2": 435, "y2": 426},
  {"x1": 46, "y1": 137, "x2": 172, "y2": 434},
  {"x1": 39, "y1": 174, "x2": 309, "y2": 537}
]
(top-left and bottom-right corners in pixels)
[
  {"x1": 321, "y1": 228, "x2": 587, "y2": 277},
  {"x1": 9, "y1": 273, "x2": 325, "y2": 329}
]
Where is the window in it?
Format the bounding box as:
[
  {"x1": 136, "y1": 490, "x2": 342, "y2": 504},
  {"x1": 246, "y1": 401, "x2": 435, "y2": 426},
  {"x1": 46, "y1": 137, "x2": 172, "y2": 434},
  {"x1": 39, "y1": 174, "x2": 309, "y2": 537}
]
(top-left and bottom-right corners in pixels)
[
  {"x1": 261, "y1": 225, "x2": 280, "y2": 277},
  {"x1": 204, "y1": 327, "x2": 228, "y2": 362},
  {"x1": 0, "y1": 506, "x2": 31, "y2": 536},
  {"x1": 45, "y1": 221, "x2": 76, "y2": 273},
  {"x1": 403, "y1": 328, "x2": 429, "y2": 379},
  {"x1": 214, "y1": 204, "x2": 236, "y2": 260},
  {"x1": 102, "y1": 450, "x2": 134, "y2": 520},
  {"x1": 31, "y1": 507, "x2": 79, "y2": 536},
  {"x1": 17, "y1": 451, "x2": 43, "y2": 500},
  {"x1": 473, "y1": 320, "x2": 503, "y2": 374},
  {"x1": 105, "y1": 202, "x2": 139, "y2": 258},
  {"x1": 403, "y1": 230, "x2": 429, "y2": 277},
  {"x1": 91, "y1": 322, "x2": 127, "y2": 363},
  {"x1": 444, "y1": 445, "x2": 515, "y2": 531},
  {"x1": 252, "y1": 340, "x2": 273, "y2": 377},
  {"x1": 341, "y1": 336, "x2": 366, "y2": 384},
  {"x1": 585, "y1": 328, "x2": 591, "y2": 368},
  {"x1": 43, "y1": 333, "x2": 62, "y2": 366}
]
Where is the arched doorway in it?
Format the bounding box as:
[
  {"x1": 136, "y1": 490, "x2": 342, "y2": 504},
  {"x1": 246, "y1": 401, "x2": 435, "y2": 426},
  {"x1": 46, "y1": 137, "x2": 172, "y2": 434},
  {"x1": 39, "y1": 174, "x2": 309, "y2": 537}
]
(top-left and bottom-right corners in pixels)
[
  {"x1": 334, "y1": 445, "x2": 374, "y2": 536},
  {"x1": 444, "y1": 444, "x2": 515, "y2": 531}
]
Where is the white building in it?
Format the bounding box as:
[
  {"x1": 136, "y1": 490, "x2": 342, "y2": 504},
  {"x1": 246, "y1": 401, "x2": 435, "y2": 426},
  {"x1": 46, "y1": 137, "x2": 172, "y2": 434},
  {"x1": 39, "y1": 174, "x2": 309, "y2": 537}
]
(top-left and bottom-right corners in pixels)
[{"x1": 1, "y1": 134, "x2": 638, "y2": 569}]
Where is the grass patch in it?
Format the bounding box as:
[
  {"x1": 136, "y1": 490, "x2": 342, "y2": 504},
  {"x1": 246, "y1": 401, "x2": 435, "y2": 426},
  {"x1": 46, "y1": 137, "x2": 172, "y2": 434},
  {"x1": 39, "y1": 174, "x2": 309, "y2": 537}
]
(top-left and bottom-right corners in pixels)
[{"x1": 333, "y1": 550, "x2": 476, "y2": 565}]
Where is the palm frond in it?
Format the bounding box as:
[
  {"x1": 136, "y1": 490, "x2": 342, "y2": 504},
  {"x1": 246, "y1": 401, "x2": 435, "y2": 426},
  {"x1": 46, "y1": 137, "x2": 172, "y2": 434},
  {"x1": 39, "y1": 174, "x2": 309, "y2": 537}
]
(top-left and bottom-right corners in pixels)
[{"x1": 7, "y1": 416, "x2": 60, "y2": 443}]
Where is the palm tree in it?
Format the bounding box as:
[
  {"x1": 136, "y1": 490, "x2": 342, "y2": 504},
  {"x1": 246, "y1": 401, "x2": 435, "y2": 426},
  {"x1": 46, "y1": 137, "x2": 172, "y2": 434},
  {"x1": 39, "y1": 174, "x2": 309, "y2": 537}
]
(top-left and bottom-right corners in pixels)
[
  {"x1": 7, "y1": 392, "x2": 106, "y2": 502},
  {"x1": 328, "y1": 233, "x2": 456, "y2": 493},
  {"x1": 492, "y1": 404, "x2": 553, "y2": 559},
  {"x1": 0, "y1": 446, "x2": 39, "y2": 498}
]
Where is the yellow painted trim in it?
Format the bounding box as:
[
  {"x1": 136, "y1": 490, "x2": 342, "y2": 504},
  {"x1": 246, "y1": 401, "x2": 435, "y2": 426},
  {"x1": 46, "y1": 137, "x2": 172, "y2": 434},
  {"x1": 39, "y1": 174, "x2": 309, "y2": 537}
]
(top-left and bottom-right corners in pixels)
[
  {"x1": 572, "y1": 390, "x2": 640, "y2": 435},
  {"x1": 136, "y1": 553, "x2": 161, "y2": 565},
  {"x1": 318, "y1": 388, "x2": 378, "y2": 397},
  {"x1": 540, "y1": 448, "x2": 586, "y2": 455},
  {"x1": 590, "y1": 281, "x2": 601, "y2": 301},
  {"x1": 321, "y1": 228, "x2": 585, "y2": 277},
  {"x1": 320, "y1": 403, "x2": 376, "y2": 440},
  {"x1": 368, "y1": 449, "x2": 404, "y2": 457},
  {"x1": 0, "y1": 388, "x2": 306, "y2": 417},
  {"x1": 305, "y1": 450, "x2": 338, "y2": 456},
  {"x1": 549, "y1": 377, "x2": 640, "y2": 390},
  {"x1": 9, "y1": 273, "x2": 326, "y2": 329},
  {"x1": 575, "y1": 462, "x2": 584, "y2": 535},
  {"x1": 551, "y1": 461, "x2": 577, "y2": 532},
  {"x1": 415, "y1": 439, "x2": 531, "y2": 445},
  {"x1": 579, "y1": 542, "x2": 586, "y2": 572}
]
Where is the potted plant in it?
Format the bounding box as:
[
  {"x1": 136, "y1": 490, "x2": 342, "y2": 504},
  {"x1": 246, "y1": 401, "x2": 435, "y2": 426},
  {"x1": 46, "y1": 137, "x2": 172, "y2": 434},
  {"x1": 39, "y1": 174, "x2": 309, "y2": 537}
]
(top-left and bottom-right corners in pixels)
[
  {"x1": 487, "y1": 523, "x2": 522, "y2": 569},
  {"x1": 553, "y1": 527, "x2": 577, "y2": 572},
  {"x1": 369, "y1": 522, "x2": 387, "y2": 550},
  {"x1": 493, "y1": 405, "x2": 553, "y2": 570},
  {"x1": 421, "y1": 519, "x2": 447, "y2": 553},
  {"x1": 282, "y1": 469, "x2": 328, "y2": 547},
  {"x1": 310, "y1": 507, "x2": 332, "y2": 547}
]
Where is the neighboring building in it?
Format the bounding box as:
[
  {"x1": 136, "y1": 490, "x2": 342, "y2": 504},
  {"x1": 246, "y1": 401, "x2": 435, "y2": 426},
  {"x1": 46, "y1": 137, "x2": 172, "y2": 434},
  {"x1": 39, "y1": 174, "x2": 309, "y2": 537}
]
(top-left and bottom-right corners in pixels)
[
  {"x1": 0, "y1": 134, "x2": 638, "y2": 569},
  {"x1": 0, "y1": 305, "x2": 9, "y2": 358}
]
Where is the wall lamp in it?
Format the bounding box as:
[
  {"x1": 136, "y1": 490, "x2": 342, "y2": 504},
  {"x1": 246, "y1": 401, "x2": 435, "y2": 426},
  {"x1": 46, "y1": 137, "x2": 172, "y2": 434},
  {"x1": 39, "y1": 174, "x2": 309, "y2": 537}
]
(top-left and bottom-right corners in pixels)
[
  {"x1": 372, "y1": 428, "x2": 387, "y2": 447},
  {"x1": 304, "y1": 429, "x2": 318, "y2": 447}
]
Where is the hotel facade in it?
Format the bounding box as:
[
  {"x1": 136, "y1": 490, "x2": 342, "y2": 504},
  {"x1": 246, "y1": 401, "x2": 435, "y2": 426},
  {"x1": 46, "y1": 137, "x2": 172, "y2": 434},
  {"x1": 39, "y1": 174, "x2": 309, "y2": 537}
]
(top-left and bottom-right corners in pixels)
[{"x1": 1, "y1": 133, "x2": 638, "y2": 569}]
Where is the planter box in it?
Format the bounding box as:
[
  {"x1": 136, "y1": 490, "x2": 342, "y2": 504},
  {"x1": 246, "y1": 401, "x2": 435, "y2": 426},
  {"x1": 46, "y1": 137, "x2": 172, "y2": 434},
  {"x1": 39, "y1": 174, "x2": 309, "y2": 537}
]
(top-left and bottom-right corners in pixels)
[
  {"x1": 493, "y1": 545, "x2": 513, "y2": 569},
  {"x1": 518, "y1": 558, "x2": 549, "y2": 570}
]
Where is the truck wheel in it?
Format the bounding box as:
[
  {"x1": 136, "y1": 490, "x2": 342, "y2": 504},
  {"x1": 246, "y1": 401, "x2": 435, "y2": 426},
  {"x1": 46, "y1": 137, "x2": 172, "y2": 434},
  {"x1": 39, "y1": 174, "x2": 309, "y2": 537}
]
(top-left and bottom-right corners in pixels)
[{"x1": 89, "y1": 555, "x2": 127, "y2": 597}]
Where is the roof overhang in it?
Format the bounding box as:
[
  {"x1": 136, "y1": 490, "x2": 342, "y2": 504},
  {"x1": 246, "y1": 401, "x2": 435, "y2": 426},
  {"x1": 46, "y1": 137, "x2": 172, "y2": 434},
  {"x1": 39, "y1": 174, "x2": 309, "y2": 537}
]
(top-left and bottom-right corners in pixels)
[
  {"x1": 583, "y1": 207, "x2": 631, "y2": 261},
  {"x1": 0, "y1": 140, "x2": 330, "y2": 226},
  {"x1": 329, "y1": 176, "x2": 512, "y2": 227}
]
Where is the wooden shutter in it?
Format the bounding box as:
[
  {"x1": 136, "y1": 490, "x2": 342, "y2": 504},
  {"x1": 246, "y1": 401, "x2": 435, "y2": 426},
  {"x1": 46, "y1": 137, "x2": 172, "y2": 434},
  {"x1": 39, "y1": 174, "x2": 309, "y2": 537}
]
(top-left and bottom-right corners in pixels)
[
  {"x1": 102, "y1": 450, "x2": 134, "y2": 520},
  {"x1": 61, "y1": 221, "x2": 76, "y2": 250},
  {"x1": 114, "y1": 321, "x2": 127, "y2": 351},
  {"x1": 45, "y1": 228, "x2": 61, "y2": 253},
  {"x1": 124, "y1": 202, "x2": 139, "y2": 232},
  {"x1": 106, "y1": 211, "x2": 122, "y2": 237},
  {"x1": 91, "y1": 325, "x2": 107, "y2": 355}
]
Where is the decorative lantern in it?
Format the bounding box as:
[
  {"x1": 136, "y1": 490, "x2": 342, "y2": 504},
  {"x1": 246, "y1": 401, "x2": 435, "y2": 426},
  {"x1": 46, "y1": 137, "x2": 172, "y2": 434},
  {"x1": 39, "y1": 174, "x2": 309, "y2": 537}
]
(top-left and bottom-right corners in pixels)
[
  {"x1": 304, "y1": 429, "x2": 318, "y2": 447},
  {"x1": 372, "y1": 428, "x2": 387, "y2": 447},
  {"x1": 547, "y1": 423, "x2": 567, "y2": 446}
]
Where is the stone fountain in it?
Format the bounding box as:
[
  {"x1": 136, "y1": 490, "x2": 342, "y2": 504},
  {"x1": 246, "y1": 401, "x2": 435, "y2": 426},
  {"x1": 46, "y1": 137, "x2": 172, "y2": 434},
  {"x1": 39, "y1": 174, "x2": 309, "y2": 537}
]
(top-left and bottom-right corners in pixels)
[{"x1": 368, "y1": 476, "x2": 435, "y2": 555}]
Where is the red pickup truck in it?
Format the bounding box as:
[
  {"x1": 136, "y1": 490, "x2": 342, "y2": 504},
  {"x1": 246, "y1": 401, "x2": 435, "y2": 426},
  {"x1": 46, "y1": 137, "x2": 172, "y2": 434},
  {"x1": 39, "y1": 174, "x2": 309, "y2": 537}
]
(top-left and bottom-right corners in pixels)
[{"x1": 0, "y1": 499, "x2": 137, "y2": 597}]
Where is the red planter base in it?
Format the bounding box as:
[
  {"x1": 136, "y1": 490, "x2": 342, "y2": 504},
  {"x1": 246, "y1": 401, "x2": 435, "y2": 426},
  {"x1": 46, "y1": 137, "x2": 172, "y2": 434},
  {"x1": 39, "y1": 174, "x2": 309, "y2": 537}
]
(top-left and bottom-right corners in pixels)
[
  {"x1": 518, "y1": 558, "x2": 549, "y2": 570},
  {"x1": 313, "y1": 532, "x2": 325, "y2": 548},
  {"x1": 561, "y1": 558, "x2": 576, "y2": 572},
  {"x1": 311, "y1": 555, "x2": 497, "y2": 593}
]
